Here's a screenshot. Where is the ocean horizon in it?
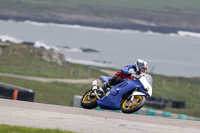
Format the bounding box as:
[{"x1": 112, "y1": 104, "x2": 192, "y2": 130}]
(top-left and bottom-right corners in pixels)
[{"x1": 0, "y1": 19, "x2": 200, "y2": 77}]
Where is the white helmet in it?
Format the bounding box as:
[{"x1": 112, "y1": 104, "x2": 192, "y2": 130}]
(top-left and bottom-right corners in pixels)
[{"x1": 135, "y1": 59, "x2": 148, "y2": 74}]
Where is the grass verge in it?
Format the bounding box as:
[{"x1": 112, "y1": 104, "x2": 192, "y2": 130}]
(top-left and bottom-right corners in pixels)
[{"x1": 0, "y1": 124, "x2": 75, "y2": 133}]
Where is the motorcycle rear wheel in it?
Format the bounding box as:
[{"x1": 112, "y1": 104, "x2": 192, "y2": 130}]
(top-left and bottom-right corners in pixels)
[
  {"x1": 121, "y1": 95, "x2": 146, "y2": 113},
  {"x1": 81, "y1": 90, "x2": 98, "y2": 109}
]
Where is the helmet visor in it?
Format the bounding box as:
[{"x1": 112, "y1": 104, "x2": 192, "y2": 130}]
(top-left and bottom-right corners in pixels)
[{"x1": 141, "y1": 66, "x2": 147, "y2": 72}]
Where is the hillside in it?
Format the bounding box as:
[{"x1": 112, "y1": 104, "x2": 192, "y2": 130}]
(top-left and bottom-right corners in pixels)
[{"x1": 0, "y1": 0, "x2": 200, "y2": 33}]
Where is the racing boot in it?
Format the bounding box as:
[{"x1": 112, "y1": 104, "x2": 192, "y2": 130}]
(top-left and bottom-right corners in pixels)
[{"x1": 101, "y1": 82, "x2": 111, "y2": 93}]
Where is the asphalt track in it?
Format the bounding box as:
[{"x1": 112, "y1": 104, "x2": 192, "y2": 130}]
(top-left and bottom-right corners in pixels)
[{"x1": 0, "y1": 98, "x2": 199, "y2": 133}]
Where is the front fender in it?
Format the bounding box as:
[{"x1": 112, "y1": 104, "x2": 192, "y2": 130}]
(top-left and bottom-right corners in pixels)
[{"x1": 132, "y1": 91, "x2": 146, "y2": 96}]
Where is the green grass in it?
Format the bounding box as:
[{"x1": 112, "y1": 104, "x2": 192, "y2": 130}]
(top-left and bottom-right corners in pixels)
[
  {"x1": 0, "y1": 124, "x2": 75, "y2": 133},
  {"x1": 0, "y1": 44, "x2": 107, "y2": 79},
  {"x1": 152, "y1": 74, "x2": 200, "y2": 103}
]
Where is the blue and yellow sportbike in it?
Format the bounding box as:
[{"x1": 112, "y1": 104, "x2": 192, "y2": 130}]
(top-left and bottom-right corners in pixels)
[{"x1": 81, "y1": 73, "x2": 153, "y2": 113}]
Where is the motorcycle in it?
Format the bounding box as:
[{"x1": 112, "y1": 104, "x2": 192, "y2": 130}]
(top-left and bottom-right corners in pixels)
[{"x1": 81, "y1": 73, "x2": 153, "y2": 113}]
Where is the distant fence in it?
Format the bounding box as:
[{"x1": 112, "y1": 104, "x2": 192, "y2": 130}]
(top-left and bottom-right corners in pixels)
[{"x1": 0, "y1": 82, "x2": 34, "y2": 102}]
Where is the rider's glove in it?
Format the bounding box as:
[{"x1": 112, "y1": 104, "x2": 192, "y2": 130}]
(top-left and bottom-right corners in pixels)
[
  {"x1": 127, "y1": 73, "x2": 132, "y2": 76},
  {"x1": 131, "y1": 73, "x2": 141, "y2": 79}
]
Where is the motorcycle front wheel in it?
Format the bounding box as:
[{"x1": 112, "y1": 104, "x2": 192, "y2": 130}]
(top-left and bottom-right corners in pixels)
[
  {"x1": 120, "y1": 95, "x2": 146, "y2": 113},
  {"x1": 81, "y1": 90, "x2": 98, "y2": 109}
]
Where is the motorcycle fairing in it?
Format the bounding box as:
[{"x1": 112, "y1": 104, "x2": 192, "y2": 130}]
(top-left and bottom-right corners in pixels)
[{"x1": 97, "y1": 78, "x2": 146, "y2": 110}]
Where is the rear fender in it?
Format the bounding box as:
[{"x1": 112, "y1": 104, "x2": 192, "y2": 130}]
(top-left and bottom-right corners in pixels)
[{"x1": 99, "y1": 76, "x2": 111, "y2": 83}]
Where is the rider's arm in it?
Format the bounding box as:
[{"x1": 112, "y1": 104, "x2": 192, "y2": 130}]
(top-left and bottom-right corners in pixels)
[{"x1": 121, "y1": 65, "x2": 134, "y2": 76}]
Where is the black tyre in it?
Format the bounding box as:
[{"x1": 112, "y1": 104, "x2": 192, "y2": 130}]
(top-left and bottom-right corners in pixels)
[
  {"x1": 81, "y1": 90, "x2": 98, "y2": 109},
  {"x1": 121, "y1": 95, "x2": 146, "y2": 113}
]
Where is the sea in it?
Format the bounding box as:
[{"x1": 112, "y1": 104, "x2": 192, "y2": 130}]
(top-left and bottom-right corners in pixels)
[{"x1": 0, "y1": 20, "x2": 200, "y2": 78}]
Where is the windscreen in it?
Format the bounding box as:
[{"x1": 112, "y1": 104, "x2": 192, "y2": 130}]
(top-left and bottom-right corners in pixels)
[{"x1": 143, "y1": 73, "x2": 153, "y2": 86}]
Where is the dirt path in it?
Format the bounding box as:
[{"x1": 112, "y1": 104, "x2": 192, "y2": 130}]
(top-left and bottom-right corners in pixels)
[
  {"x1": 0, "y1": 73, "x2": 95, "y2": 83},
  {"x1": 0, "y1": 69, "x2": 115, "y2": 83}
]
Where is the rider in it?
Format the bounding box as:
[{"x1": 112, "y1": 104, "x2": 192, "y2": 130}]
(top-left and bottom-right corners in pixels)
[{"x1": 101, "y1": 59, "x2": 148, "y2": 92}]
